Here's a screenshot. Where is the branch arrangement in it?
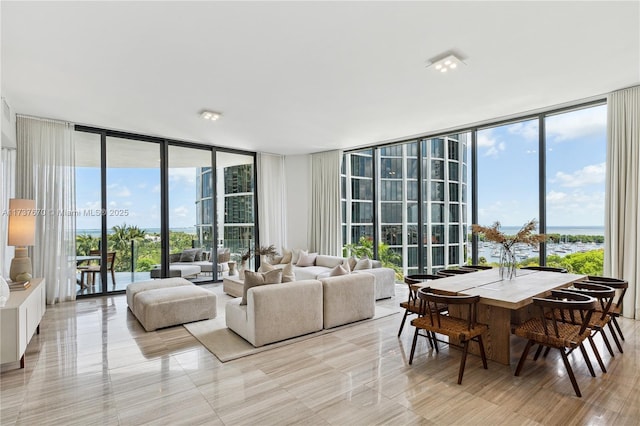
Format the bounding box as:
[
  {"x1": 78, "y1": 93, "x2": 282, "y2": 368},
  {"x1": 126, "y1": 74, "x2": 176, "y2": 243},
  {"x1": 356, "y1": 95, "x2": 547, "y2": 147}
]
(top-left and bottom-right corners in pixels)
[
  {"x1": 472, "y1": 219, "x2": 547, "y2": 251},
  {"x1": 240, "y1": 245, "x2": 279, "y2": 263}
]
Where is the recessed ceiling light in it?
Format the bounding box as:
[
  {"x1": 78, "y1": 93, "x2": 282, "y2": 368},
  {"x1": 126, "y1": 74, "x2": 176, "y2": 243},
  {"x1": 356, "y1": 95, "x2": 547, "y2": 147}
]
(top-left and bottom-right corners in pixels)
[
  {"x1": 426, "y1": 54, "x2": 465, "y2": 74},
  {"x1": 200, "y1": 110, "x2": 221, "y2": 121}
]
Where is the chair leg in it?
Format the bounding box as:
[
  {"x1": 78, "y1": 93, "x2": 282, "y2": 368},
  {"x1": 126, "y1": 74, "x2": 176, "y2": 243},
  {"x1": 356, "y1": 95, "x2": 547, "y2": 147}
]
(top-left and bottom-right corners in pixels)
[
  {"x1": 431, "y1": 332, "x2": 439, "y2": 353},
  {"x1": 579, "y1": 343, "x2": 596, "y2": 378},
  {"x1": 597, "y1": 327, "x2": 615, "y2": 357},
  {"x1": 612, "y1": 316, "x2": 625, "y2": 341},
  {"x1": 477, "y1": 335, "x2": 488, "y2": 369},
  {"x1": 559, "y1": 349, "x2": 582, "y2": 397},
  {"x1": 409, "y1": 327, "x2": 419, "y2": 365},
  {"x1": 458, "y1": 340, "x2": 469, "y2": 384},
  {"x1": 111, "y1": 270, "x2": 116, "y2": 286},
  {"x1": 533, "y1": 344, "x2": 544, "y2": 360},
  {"x1": 587, "y1": 335, "x2": 607, "y2": 374},
  {"x1": 515, "y1": 340, "x2": 534, "y2": 376},
  {"x1": 607, "y1": 323, "x2": 624, "y2": 353},
  {"x1": 398, "y1": 310, "x2": 409, "y2": 337}
]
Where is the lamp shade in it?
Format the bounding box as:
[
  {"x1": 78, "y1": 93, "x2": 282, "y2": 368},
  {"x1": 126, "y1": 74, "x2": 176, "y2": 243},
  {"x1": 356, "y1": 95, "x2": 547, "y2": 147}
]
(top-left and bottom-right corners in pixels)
[{"x1": 8, "y1": 199, "x2": 36, "y2": 246}]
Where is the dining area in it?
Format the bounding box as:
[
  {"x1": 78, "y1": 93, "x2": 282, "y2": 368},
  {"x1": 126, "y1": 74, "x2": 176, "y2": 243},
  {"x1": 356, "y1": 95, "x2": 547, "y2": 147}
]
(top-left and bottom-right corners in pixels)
[{"x1": 400, "y1": 266, "x2": 628, "y2": 398}]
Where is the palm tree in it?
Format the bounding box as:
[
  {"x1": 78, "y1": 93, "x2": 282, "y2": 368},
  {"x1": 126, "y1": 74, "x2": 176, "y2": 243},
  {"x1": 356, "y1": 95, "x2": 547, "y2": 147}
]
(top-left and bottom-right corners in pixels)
[
  {"x1": 76, "y1": 234, "x2": 98, "y2": 256},
  {"x1": 108, "y1": 223, "x2": 146, "y2": 271}
]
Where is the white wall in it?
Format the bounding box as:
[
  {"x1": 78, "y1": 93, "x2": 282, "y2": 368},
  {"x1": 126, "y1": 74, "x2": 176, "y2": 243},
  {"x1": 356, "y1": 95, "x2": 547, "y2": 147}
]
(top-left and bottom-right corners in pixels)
[{"x1": 284, "y1": 154, "x2": 311, "y2": 250}]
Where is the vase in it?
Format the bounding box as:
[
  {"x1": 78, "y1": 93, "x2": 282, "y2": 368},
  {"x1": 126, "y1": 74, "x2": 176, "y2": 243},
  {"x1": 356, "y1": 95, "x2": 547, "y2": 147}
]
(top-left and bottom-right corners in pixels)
[
  {"x1": 499, "y1": 246, "x2": 517, "y2": 280},
  {"x1": 238, "y1": 261, "x2": 246, "y2": 280},
  {"x1": 0, "y1": 276, "x2": 10, "y2": 307}
]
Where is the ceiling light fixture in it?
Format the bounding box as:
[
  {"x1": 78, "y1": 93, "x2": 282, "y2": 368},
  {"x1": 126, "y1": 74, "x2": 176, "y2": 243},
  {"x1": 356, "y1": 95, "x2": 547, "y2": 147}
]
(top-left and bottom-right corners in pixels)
[
  {"x1": 426, "y1": 54, "x2": 465, "y2": 73},
  {"x1": 200, "y1": 110, "x2": 221, "y2": 121}
]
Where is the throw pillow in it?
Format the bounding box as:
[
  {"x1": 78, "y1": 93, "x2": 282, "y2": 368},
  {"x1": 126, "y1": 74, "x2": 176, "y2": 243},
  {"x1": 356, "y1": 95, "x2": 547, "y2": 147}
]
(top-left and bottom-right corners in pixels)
[
  {"x1": 258, "y1": 261, "x2": 276, "y2": 273},
  {"x1": 241, "y1": 269, "x2": 283, "y2": 305},
  {"x1": 281, "y1": 262, "x2": 295, "y2": 282},
  {"x1": 280, "y1": 248, "x2": 292, "y2": 264},
  {"x1": 292, "y1": 248, "x2": 307, "y2": 265},
  {"x1": 329, "y1": 264, "x2": 350, "y2": 276},
  {"x1": 192, "y1": 248, "x2": 204, "y2": 261},
  {"x1": 354, "y1": 257, "x2": 373, "y2": 270},
  {"x1": 348, "y1": 255, "x2": 358, "y2": 271},
  {"x1": 179, "y1": 249, "x2": 199, "y2": 262},
  {"x1": 296, "y1": 252, "x2": 317, "y2": 267}
]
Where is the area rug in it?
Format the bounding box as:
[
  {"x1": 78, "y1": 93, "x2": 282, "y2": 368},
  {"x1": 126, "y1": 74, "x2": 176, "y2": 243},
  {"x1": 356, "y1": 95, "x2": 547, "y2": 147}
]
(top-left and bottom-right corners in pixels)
[{"x1": 184, "y1": 305, "x2": 401, "y2": 362}]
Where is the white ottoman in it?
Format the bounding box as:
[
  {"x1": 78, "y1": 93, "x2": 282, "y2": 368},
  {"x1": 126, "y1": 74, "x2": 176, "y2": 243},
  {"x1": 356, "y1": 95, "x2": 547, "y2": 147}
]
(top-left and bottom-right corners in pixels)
[
  {"x1": 126, "y1": 277, "x2": 193, "y2": 308},
  {"x1": 127, "y1": 279, "x2": 217, "y2": 332}
]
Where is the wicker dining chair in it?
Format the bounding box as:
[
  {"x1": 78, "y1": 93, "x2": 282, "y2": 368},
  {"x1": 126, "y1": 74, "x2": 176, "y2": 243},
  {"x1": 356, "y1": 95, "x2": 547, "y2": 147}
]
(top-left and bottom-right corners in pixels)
[
  {"x1": 580, "y1": 276, "x2": 628, "y2": 346},
  {"x1": 398, "y1": 274, "x2": 443, "y2": 337},
  {"x1": 437, "y1": 268, "x2": 478, "y2": 277},
  {"x1": 409, "y1": 289, "x2": 488, "y2": 385},
  {"x1": 460, "y1": 265, "x2": 493, "y2": 271},
  {"x1": 521, "y1": 266, "x2": 568, "y2": 273},
  {"x1": 513, "y1": 290, "x2": 597, "y2": 397},
  {"x1": 556, "y1": 282, "x2": 618, "y2": 372}
]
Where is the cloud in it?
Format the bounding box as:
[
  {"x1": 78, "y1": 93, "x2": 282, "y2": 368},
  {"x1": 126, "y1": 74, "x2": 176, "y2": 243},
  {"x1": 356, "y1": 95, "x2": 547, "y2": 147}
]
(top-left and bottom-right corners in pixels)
[
  {"x1": 169, "y1": 168, "x2": 197, "y2": 184},
  {"x1": 477, "y1": 131, "x2": 505, "y2": 157},
  {"x1": 551, "y1": 162, "x2": 605, "y2": 188},
  {"x1": 173, "y1": 205, "x2": 190, "y2": 217},
  {"x1": 152, "y1": 184, "x2": 161, "y2": 193},
  {"x1": 507, "y1": 121, "x2": 538, "y2": 141},
  {"x1": 546, "y1": 106, "x2": 607, "y2": 142},
  {"x1": 546, "y1": 190, "x2": 605, "y2": 225},
  {"x1": 107, "y1": 183, "x2": 131, "y2": 197}
]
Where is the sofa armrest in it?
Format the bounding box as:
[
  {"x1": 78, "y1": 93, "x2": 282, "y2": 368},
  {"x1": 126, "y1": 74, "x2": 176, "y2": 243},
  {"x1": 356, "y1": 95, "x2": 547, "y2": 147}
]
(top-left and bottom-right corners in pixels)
[
  {"x1": 320, "y1": 274, "x2": 375, "y2": 328},
  {"x1": 353, "y1": 267, "x2": 396, "y2": 300},
  {"x1": 247, "y1": 280, "x2": 323, "y2": 346}
]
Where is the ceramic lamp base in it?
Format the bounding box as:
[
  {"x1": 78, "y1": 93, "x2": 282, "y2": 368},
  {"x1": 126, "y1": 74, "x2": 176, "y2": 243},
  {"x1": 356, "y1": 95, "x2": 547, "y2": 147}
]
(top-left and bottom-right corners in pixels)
[{"x1": 10, "y1": 247, "x2": 32, "y2": 282}]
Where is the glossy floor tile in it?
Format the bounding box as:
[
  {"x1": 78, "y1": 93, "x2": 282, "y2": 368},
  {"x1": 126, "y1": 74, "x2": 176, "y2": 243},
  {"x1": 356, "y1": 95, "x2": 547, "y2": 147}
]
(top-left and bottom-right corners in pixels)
[{"x1": 1, "y1": 283, "x2": 639, "y2": 425}]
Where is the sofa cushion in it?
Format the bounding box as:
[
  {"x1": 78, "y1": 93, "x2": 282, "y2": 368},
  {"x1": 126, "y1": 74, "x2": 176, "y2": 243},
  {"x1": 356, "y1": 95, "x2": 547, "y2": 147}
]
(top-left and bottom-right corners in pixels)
[
  {"x1": 347, "y1": 256, "x2": 358, "y2": 271},
  {"x1": 296, "y1": 252, "x2": 317, "y2": 267},
  {"x1": 282, "y1": 262, "x2": 295, "y2": 282},
  {"x1": 329, "y1": 264, "x2": 350, "y2": 276},
  {"x1": 315, "y1": 255, "x2": 347, "y2": 269},
  {"x1": 241, "y1": 269, "x2": 282, "y2": 305},
  {"x1": 354, "y1": 257, "x2": 373, "y2": 270},
  {"x1": 292, "y1": 248, "x2": 307, "y2": 265},
  {"x1": 320, "y1": 273, "x2": 375, "y2": 329},
  {"x1": 180, "y1": 248, "x2": 200, "y2": 262},
  {"x1": 258, "y1": 261, "x2": 276, "y2": 273},
  {"x1": 280, "y1": 248, "x2": 292, "y2": 264}
]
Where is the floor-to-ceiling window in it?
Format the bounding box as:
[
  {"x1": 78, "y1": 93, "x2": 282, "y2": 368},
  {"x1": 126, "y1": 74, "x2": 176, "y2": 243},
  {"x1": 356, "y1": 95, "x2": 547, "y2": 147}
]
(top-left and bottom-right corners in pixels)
[
  {"x1": 542, "y1": 104, "x2": 607, "y2": 273},
  {"x1": 476, "y1": 119, "x2": 540, "y2": 265},
  {"x1": 74, "y1": 127, "x2": 257, "y2": 296},
  {"x1": 342, "y1": 100, "x2": 606, "y2": 277}
]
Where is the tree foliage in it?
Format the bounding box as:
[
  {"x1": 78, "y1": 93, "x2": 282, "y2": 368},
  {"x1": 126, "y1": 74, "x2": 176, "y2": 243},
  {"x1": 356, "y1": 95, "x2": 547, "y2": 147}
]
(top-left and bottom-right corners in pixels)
[{"x1": 343, "y1": 236, "x2": 403, "y2": 280}]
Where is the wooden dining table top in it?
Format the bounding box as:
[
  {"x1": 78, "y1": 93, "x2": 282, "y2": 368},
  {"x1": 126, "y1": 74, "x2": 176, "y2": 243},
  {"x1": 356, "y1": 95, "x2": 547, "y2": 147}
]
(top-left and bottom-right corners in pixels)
[{"x1": 414, "y1": 268, "x2": 586, "y2": 310}]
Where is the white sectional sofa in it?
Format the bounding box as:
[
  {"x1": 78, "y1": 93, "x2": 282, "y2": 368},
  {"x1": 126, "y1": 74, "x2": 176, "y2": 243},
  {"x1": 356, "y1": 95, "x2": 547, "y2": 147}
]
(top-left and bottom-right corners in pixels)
[
  {"x1": 225, "y1": 273, "x2": 375, "y2": 347},
  {"x1": 268, "y1": 254, "x2": 395, "y2": 300}
]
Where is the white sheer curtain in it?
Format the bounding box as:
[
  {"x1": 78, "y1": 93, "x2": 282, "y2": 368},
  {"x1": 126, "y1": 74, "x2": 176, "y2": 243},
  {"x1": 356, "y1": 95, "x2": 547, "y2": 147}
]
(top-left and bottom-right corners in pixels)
[
  {"x1": 309, "y1": 150, "x2": 342, "y2": 255},
  {"x1": 1, "y1": 148, "x2": 17, "y2": 277},
  {"x1": 257, "y1": 153, "x2": 287, "y2": 252},
  {"x1": 604, "y1": 85, "x2": 640, "y2": 318},
  {"x1": 16, "y1": 115, "x2": 76, "y2": 304}
]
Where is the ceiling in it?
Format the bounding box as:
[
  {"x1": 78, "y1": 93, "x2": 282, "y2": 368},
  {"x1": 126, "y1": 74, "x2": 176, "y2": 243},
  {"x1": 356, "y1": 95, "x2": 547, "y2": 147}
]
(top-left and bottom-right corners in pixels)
[{"x1": 2, "y1": 1, "x2": 639, "y2": 156}]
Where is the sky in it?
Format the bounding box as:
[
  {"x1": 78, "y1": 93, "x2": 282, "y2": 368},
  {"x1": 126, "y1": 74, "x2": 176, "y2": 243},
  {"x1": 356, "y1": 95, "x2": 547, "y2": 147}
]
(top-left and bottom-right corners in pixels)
[
  {"x1": 75, "y1": 104, "x2": 607, "y2": 233},
  {"x1": 475, "y1": 104, "x2": 606, "y2": 228},
  {"x1": 75, "y1": 166, "x2": 198, "y2": 231}
]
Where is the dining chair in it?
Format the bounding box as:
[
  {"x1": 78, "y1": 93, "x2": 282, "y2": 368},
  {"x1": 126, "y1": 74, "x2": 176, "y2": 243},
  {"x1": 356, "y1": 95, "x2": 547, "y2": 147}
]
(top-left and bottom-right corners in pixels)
[
  {"x1": 461, "y1": 265, "x2": 493, "y2": 271},
  {"x1": 398, "y1": 274, "x2": 443, "y2": 337},
  {"x1": 521, "y1": 266, "x2": 568, "y2": 273},
  {"x1": 81, "y1": 252, "x2": 117, "y2": 287},
  {"x1": 409, "y1": 288, "x2": 488, "y2": 385},
  {"x1": 580, "y1": 275, "x2": 628, "y2": 346},
  {"x1": 437, "y1": 268, "x2": 477, "y2": 277},
  {"x1": 557, "y1": 282, "x2": 618, "y2": 372},
  {"x1": 513, "y1": 290, "x2": 597, "y2": 397}
]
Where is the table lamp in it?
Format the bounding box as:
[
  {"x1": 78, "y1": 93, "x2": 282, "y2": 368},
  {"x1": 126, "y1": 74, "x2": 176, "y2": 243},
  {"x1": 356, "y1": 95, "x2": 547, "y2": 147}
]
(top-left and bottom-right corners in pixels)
[{"x1": 8, "y1": 198, "x2": 36, "y2": 282}]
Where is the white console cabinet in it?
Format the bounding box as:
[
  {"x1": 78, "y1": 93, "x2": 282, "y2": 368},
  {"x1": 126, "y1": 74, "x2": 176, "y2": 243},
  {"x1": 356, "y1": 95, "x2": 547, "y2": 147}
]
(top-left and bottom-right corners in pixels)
[{"x1": 0, "y1": 278, "x2": 46, "y2": 368}]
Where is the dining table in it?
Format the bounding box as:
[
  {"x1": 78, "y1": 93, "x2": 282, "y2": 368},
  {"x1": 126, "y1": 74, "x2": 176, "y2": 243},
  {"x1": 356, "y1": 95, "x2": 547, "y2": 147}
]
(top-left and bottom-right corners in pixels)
[{"x1": 412, "y1": 268, "x2": 586, "y2": 365}]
